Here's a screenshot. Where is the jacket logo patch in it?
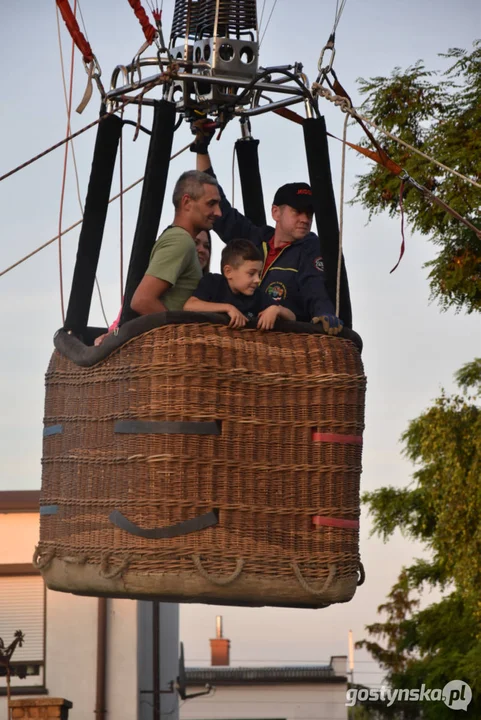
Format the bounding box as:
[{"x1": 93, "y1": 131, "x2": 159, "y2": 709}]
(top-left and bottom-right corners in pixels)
[
  {"x1": 266, "y1": 282, "x2": 287, "y2": 302},
  {"x1": 314, "y1": 256, "x2": 324, "y2": 272}
]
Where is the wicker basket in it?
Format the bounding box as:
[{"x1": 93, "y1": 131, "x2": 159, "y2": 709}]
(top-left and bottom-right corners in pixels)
[{"x1": 37, "y1": 316, "x2": 366, "y2": 608}]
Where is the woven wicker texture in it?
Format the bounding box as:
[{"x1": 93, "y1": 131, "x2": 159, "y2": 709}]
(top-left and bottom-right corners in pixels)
[{"x1": 38, "y1": 323, "x2": 366, "y2": 607}]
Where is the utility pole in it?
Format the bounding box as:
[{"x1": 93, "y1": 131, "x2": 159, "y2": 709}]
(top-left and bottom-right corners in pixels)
[
  {"x1": 138, "y1": 602, "x2": 179, "y2": 720},
  {"x1": 348, "y1": 629, "x2": 355, "y2": 685}
]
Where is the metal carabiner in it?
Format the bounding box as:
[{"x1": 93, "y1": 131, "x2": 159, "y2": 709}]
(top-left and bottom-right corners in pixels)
[
  {"x1": 83, "y1": 55, "x2": 105, "y2": 98},
  {"x1": 78, "y1": 55, "x2": 105, "y2": 112},
  {"x1": 90, "y1": 55, "x2": 106, "y2": 97},
  {"x1": 400, "y1": 170, "x2": 423, "y2": 193},
  {"x1": 318, "y1": 44, "x2": 336, "y2": 76}
]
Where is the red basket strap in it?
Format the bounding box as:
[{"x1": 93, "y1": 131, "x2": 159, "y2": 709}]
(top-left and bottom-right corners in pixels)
[
  {"x1": 311, "y1": 431, "x2": 363, "y2": 445},
  {"x1": 312, "y1": 516, "x2": 359, "y2": 530}
]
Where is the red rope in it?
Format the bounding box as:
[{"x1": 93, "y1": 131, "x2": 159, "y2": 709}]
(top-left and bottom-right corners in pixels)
[
  {"x1": 390, "y1": 180, "x2": 406, "y2": 273},
  {"x1": 127, "y1": 0, "x2": 157, "y2": 44},
  {"x1": 57, "y1": 0, "x2": 79, "y2": 324},
  {"x1": 56, "y1": 0, "x2": 93, "y2": 62}
]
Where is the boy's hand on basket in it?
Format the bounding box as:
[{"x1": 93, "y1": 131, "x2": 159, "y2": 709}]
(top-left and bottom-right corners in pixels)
[
  {"x1": 226, "y1": 305, "x2": 248, "y2": 329},
  {"x1": 311, "y1": 314, "x2": 344, "y2": 336},
  {"x1": 94, "y1": 332, "x2": 109, "y2": 347},
  {"x1": 257, "y1": 305, "x2": 281, "y2": 330}
]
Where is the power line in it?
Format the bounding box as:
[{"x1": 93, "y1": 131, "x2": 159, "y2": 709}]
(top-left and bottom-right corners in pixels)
[{"x1": 184, "y1": 658, "x2": 383, "y2": 664}]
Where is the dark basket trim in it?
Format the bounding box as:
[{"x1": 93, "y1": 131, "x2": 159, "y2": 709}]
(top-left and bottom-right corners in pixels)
[
  {"x1": 54, "y1": 311, "x2": 363, "y2": 367},
  {"x1": 114, "y1": 420, "x2": 221, "y2": 436},
  {"x1": 39, "y1": 505, "x2": 59, "y2": 516},
  {"x1": 109, "y1": 508, "x2": 219, "y2": 539},
  {"x1": 43, "y1": 425, "x2": 63, "y2": 437}
]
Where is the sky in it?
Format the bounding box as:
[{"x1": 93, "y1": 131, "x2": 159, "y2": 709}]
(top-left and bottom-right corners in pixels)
[{"x1": 1, "y1": 0, "x2": 480, "y2": 691}]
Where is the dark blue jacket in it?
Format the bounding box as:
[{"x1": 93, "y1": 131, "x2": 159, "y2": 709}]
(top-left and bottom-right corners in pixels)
[{"x1": 209, "y1": 172, "x2": 335, "y2": 322}]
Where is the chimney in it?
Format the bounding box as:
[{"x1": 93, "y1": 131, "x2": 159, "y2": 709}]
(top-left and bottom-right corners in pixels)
[
  {"x1": 210, "y1": 615, "x2": 230, "y2": 666},
  {"x1": 330, "y1": 655, "x2": 348, "y2": 676}
]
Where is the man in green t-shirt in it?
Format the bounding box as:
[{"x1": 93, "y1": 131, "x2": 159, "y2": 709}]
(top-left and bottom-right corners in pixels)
[{"x1": 130, "y1": 170, "x2": 221, "y2": 315}]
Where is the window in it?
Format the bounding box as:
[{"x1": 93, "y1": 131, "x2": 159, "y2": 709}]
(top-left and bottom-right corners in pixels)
[{"x1": 0, "y1": 574, "x2": 45, "y2": 692}]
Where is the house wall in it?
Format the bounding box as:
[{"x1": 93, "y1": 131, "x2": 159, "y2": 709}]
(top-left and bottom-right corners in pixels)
[
  {"x1": 0, "y1": 510, "x2": 138, "y2": 720},
  {"x1": 179, "y1": 682, "x2": 348, "y2": 720},
  {"x1": 1, "y1": 505, "x2": 347, "y2": 720},
  {"x1": 0, "y1": 510, "x2": 44, "y2": 716},
  {"x1": 45, "y1": 589, "x2": 98, "y2": 713},
  {"x1": 108, "y1": 597, "x2": 138, "y2": 719},
  {"x1": 0, "y1": 512, "x2": 39, "y2": 564}
]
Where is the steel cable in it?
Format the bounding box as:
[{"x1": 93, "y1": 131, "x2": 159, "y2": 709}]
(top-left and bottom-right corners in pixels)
[{"x1": 0, "y1": 142, "x2": 192, "y2": 279}]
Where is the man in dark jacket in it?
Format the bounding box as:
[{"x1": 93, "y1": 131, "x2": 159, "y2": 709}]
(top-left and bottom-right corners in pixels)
[{"x1": 194, "y1": 132, "x2": 342, "y2": 333}]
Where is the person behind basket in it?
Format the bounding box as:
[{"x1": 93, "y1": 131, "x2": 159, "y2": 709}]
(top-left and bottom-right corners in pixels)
[
  {"x1": 191, "y1": 119, "x2": 344, "y2": 336},
  {"x1": 184, "y1": 238, "x2": 295, "y2": 330},
  {"x1": 195, "y1": 229, "x2": 212, "y2": 274},
  {"x1": 94, "y1": 184, "x2": 216, "y2": 347},
  {"x1": 130, "y1": 172, "x2": 220, "y2": 316}
]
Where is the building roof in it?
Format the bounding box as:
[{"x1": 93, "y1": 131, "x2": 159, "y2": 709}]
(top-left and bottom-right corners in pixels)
[
  {"x1": 185, "y1": 665, "x2": 347, "y2": 685},
  {"x1": 0, "y1": 491, "x2": 40, "y2": 513}
]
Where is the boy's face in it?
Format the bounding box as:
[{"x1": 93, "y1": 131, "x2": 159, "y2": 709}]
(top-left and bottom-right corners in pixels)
[{"x1": 224, "y1": 260, "x2": 263, "y2": 295}]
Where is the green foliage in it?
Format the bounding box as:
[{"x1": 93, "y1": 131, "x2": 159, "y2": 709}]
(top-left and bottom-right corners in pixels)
[
  {"x1": 357, "y1": 587, "x2": 481, "y2": 718},
  {"x1": 348, "y1": 704, "x2": 390, "y2": 720},
  {"x1": 400, "y1": 363, "x2": 481, "y2": 606},
  {"x1": 357, "y1": 361, "x2": 481, "y2": 718},
  {"x1": 353, "y1": 43, "x2": 481, "y2": 313},
  {"x1": 455, "y1": 357, "x2": 481, "y2": 392}
]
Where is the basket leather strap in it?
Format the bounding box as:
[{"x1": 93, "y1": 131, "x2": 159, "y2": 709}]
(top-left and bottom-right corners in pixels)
[
  {"x1": 109, "y1": 509, "x2": 219, "y2": 539},
  {"x1": 312, "y1": 516, "x2": 359, "y2": 529},
  {"x1": 43, "y1": 425, "x2": 63, "y2": 437},
  {"x1": 114, "y1": 420, "x2": 221, "y2": 435}
]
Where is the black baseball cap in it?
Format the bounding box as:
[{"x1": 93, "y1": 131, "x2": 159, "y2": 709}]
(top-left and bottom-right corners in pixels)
[{"x1": 273, "y1": 182, "x2": 314, "y2": 212}]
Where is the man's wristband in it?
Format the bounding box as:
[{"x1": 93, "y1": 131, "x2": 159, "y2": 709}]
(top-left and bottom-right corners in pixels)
[{"x1": 190, "y1": 141, "x2": 210, "y2": 155}]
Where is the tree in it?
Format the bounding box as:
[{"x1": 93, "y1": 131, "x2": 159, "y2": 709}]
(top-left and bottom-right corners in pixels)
[
  {"x1": 356, "y1": 359, "x2": 481, "y2": 719},
  {"x1": 351, "y1": 43, "x2": 481, "y2": 719},
  {"x1": 352, "y1": 43, "x2": 481, "y2": 313}
]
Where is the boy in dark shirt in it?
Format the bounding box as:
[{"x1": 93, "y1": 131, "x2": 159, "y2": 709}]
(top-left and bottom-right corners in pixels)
[{"x1": 184, "y1": 239, "x2": 295, "y2": 330}]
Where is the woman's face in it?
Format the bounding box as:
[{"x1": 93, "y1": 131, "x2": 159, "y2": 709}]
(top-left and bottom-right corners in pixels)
[{"x1": 195, "y1": 231, "x2": 211, "y2": 270}]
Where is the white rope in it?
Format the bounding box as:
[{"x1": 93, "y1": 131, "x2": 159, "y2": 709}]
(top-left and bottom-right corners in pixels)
[
  {"x1": 356, "y1": 113, "x2": 481, "y2": 191},
  {"x1": 76, "y1": 0, "x2": 90, "y2": 44},
  {"x1": 336, "y1": 112, "x2": 349, "y2": 317},
  {"x1": 231, "y1": 143, "x2": 236, "y2": 207},
  {"x1": 56, "y1": 4, "x2": 109, "y2": 327},
  {"x1": 312, "y1": 82, "x2": 481, "y2": 191}
]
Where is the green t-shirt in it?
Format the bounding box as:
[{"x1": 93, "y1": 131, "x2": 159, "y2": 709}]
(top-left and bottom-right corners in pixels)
[{"x1": 146, "y1": 226, "x2": 202, "y2": 311}]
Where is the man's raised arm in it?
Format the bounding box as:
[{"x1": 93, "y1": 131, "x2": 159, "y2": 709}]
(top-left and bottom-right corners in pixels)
[{"x1": 192, "y1": 126, "x2": 264, "y2": 245}]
